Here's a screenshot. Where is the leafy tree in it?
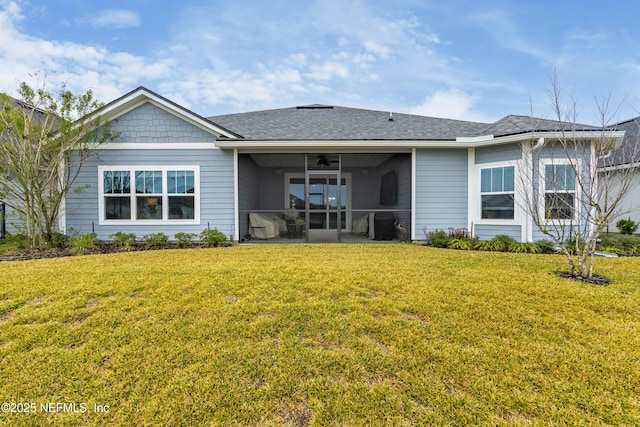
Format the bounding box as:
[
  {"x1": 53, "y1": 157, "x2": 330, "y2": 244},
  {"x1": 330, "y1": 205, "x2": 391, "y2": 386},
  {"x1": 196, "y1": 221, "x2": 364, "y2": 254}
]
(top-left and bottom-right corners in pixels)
[{"x1": 0, "y1": 78, "x2": 117, "y2": 247}]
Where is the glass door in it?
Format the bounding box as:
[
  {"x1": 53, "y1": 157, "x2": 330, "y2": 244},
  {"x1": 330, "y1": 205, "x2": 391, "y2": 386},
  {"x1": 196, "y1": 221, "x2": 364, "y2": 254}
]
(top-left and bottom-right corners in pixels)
[{"x1": 306, "y1": 172, "x2": 344, "y2": 242}]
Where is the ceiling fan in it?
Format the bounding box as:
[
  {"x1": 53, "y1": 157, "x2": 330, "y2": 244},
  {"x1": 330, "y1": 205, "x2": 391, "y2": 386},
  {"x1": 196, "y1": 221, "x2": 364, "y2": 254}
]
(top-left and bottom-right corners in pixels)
[{"x1": 316, "y1": 155, "x2": 339, "y2": 168}]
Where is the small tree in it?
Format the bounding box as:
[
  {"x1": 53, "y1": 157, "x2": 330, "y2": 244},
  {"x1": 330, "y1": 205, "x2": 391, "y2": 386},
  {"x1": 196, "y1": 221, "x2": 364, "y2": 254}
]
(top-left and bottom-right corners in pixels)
[
  {"x1": 520, "y1": 73, "x2": 640, "y2": 280},
  {"x1": 0, "y1": 77, "x2": 116, "y2": 248}
]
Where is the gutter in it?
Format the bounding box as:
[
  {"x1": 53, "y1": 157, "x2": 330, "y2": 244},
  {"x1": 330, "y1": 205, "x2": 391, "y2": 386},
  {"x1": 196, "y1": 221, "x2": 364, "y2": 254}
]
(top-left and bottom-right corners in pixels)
[{"x1": 214, "y1": 131, "x2": 625, "y2": 150}]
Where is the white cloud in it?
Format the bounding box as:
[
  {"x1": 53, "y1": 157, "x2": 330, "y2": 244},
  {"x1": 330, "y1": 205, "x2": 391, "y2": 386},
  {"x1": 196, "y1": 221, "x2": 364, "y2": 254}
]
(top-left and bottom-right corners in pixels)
[
  {"x1": 89, "y1": 9, "x2": 140, "y2": 29},
  {"x1": 0, "y1": 2, "x2": 168, "y2": 102},
  {"x1": 410, "y1": 88, "x2": 489, "y2": 122}
]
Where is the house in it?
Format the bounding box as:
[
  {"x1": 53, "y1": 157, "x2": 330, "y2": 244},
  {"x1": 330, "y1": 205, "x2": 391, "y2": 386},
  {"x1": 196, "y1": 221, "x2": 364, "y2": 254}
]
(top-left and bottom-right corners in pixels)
[
  {"x1": 57, "y1": 87, "x2": 625, "y2": 243},
  {"x1": 601, "y1": 117, "x2": 640, "y2": 231}
]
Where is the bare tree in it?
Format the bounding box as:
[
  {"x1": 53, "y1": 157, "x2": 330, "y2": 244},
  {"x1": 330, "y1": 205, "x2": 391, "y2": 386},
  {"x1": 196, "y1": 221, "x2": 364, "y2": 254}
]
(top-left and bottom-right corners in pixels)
[
  {"x1": 519, "y1": 73, "x2": 639, "y2": 280},
  {"x1": 0, "y1": 77, "x2": 116, "y2": 248}
]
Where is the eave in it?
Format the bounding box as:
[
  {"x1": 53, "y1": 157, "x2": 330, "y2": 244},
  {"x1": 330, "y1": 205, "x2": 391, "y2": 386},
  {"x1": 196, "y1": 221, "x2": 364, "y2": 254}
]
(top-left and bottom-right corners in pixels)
[{"x1": 214, "y1": 130, "x2": 626, "y2": 150}]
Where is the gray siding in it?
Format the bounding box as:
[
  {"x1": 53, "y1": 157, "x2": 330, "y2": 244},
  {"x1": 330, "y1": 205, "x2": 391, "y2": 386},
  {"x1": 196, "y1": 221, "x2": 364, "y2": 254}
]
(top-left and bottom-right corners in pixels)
[
  {"x1": 2, "y1": 204, "x2": 22, "y2": 236},
  {"x1": 475, "y1": 224, "x2": 521, "y2": 241},
  {"x1": 65, "y1": 148, "x2": 235, "y2": 241},
  {"x1": 108, "y1": 102, "x2": 215, "y2": 143},
  {"x1": 415, "y1": 149, "x2": 468, "y2": 235},
  {"x1": 475, "y1": 143, "x2": 522, "y2": 164}
]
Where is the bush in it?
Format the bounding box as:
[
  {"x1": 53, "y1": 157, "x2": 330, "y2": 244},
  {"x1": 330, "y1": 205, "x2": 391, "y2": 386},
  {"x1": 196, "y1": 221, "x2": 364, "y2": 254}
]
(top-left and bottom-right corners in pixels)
[
  {"x1": 425, "y1": 229, "x2": 450, "y2": 248},
  {"x1": 174, "y1": 232, "x2": 198, "y2": 247},
  {"x1": 70, "y1": 232, "x2": 99, "y2": 255},
  {"x1": 199, "y1": 228, "x2": 227, "y2": 247},
  {"x1": 535, "y1": 239, "x2": 557, "y2": 254},
  {"x1": 448, "y1": 237, "x2": 475, "y2": 250},
  {"x1": 143, "y1": 232, "x2": 169, "y2": 248},
  {"x1": 598, "y1": 233, "x2": 640, "y2": 254},
  {"x1": 616, "y1": 218, "x2": 639, "y2": 235},
  {"x1": 447, "y1": 228, "x2": 469, "y2": 239},
  {"x1": 110, "y1": 232, "x2": 137, "y2": 250},
  {"x1": 49, "y1": 232, "x2": 68, "y2": 248},
  {"x1": 474, "y1": 240, "x2": 501, "y2": 251},
  {"x1": 509, "y1": 242, "x2": 540, "y2": 254},
  {"x1": 490, "y1": 234, "x2": 517, "y2": 251}
]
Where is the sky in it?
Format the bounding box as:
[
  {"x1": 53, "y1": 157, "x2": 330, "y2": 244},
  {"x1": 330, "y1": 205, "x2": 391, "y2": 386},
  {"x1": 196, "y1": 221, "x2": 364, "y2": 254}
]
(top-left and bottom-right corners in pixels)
[{"x1": 1, "y1": 0, "x2": 640, "y2": 124}]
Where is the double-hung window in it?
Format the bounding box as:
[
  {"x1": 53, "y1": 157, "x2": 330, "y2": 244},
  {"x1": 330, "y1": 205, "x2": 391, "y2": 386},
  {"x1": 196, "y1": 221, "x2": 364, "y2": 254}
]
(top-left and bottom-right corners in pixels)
[
  {"x1": 544, "y1": 164, "x2": 576, "y2": 220},
  {"x1": 481, "y1": 166, "x2": 515, "y2": 219},
  {"x1": 100, "y1": 166, "x2": 199, "y2": 223}
]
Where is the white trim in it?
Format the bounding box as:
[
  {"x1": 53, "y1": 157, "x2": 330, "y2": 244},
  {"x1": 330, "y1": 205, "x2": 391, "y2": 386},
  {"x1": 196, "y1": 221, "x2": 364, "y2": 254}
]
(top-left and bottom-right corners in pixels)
[
  {"x1": 215, "y1": 131, "x2": 625, "y2": 150},
  {"x1": 88, "y1": 88, "x2": 238, "y2": 138},
  {"x1": 411, "y1": 148, "x2": 417, "y2": 240},
  {"x1": 467, "y1": 148, "x2": 477, "y2": 235},
  {"x1": 471, "y1": 158, "x2": 528, "y2": 238},
  {"x1": 538, "y1": 159, "x2": 581, "y2": 224},
  {"x1": 98, "y1": 165, "x2": 201, "y2": 226},
  {"x1": 98, "y1": 142, "x2": 219, "y2": 150},
  {"x1": 598, "y1": 160, "x2": 640, "y2": 173},
  {"x1": 457, "y1": 134, "x2": 494, "y2": 142},
  {"x1": 233, "y1": 149, "x2": 239, "y2": 241}
]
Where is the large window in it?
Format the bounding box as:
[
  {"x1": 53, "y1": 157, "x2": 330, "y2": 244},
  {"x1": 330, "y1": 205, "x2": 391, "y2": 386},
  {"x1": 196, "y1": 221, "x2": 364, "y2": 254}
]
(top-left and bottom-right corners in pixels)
[
  {"x1": 544, "y1": 164, "x2": 576, "y2": 220},
  {"x1": 481, "y1": 166, "x2": 515, "y2": 219},
  {"x1": 100, "y1": 166, "x2": 198, "y2": 223}
]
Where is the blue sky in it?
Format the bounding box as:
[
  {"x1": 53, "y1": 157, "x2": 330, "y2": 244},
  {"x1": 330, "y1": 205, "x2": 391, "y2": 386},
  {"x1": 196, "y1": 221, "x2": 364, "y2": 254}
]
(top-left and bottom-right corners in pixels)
[{"x1": 1, "y1": 0, "x2": 640, "y2": 124}]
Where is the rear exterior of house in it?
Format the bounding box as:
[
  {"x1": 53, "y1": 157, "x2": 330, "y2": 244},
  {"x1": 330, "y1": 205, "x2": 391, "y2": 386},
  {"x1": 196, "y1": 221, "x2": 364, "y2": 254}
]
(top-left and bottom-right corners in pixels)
[{"x1": 58, "y1": 87, "x2": 624, "y2": 243}]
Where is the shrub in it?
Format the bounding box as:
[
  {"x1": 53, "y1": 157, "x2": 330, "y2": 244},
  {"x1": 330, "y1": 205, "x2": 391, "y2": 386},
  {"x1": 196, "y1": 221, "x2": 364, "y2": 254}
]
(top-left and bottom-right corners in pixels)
[
  {"x1": 174, "y1": 232, "x2": 197, "y2": 247},
  {"x1": 474, "y1": 240, "x2": 501, "y2": 251},
  {"x1": 599, "y1": 246, "x2": 623, "y2": 255},
  {"x1": 535, "y1": 239, "x2": 557, "y2": 254},
  {"x1": 200, "y1": 228, "x2": 227, "y2": 247},
  {"x1": 110, "y1": 232, "x2": 137, "y2": 250},
  {"x1": 448, "y1": 237, "x2": 475, "y2": 250},
  {"x1": 616, "y1": 218, "x2": 639, "y2": 235},
  {"x1": 70, "y1": 232, "x2": 99, "y2": 255},
  {"x1": 49, "y1": 232, "x2": 68, "y2": 248},
  {"x1": 425, "y1": 229, "x2": 450, "y2": 248},
  {"x1": 143, "y1": 232, "x2": 169, "y2": 248},
  {"x1": 509, "y1": 242, "x2": 540, "y2": 254},
  {"x1": 490, "y1": 234, "x2": 517, "y2": 251},
  {"x1": 447, "y1": 228, "x2": 469, "y2": 239},
  {"x1": 598, "y1": 233, "x2": 640, "y2": 254}
]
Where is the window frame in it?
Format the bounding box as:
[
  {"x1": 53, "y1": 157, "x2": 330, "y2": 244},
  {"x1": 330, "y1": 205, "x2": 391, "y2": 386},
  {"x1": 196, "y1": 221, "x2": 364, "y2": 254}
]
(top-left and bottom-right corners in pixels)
[
  {"x1": 98, "y1": 165, "x2": 200, "y2": 225},
  {"x1": 479, "y1": 165, "x2": 516, "y2": 220},
  {"x1": 540, "y1": 159, "x2": 579, "y2": 223}
]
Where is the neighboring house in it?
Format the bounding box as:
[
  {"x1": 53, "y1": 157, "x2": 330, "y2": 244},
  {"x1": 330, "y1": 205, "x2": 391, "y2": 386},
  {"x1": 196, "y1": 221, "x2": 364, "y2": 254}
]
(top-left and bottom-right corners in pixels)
[
  {"x1": 602, "y1": 117, "x2": 640, "y2": 231},
  {"x1": 59, "y1": 87, "x2": 625, "y2": 243}
]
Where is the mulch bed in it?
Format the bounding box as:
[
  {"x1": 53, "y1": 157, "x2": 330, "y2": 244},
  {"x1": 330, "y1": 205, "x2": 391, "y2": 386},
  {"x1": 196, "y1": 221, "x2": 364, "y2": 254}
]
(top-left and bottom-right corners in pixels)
[
  {"x1": 556, "y1": 271, "x2": 611, "y2": 285},
  {"x1": 0, "y1": 243, "x2": 216, "y2": 262}
]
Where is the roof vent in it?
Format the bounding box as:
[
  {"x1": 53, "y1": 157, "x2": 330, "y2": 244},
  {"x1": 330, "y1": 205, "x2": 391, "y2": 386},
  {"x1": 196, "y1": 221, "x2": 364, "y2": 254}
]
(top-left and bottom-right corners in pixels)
[
  {"x1": 388, "y1": 112, "x2": 394, "y2": 121},
  {"x1": 296, "y1": 104, "x2": 334, "y2": 109}
]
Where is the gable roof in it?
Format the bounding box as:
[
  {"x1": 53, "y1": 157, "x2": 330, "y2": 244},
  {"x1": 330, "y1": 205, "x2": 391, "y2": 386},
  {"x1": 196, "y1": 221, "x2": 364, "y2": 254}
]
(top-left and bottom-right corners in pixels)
[{"x1": 90, "y1": 86, "x2": 240, "y2": 139}]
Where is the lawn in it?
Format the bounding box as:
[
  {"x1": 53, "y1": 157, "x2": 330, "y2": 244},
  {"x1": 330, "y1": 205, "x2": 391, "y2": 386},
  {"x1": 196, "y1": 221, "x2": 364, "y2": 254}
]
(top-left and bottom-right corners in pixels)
[{"x1": 0, "y1": 244, "x2": 639, "y2": 426}]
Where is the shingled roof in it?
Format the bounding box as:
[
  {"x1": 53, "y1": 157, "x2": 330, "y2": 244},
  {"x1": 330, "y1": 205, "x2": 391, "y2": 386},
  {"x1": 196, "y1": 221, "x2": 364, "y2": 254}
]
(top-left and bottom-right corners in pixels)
[
  {"x1": 209, "y1": 105, "x2": 488, "y2": 140},
  {"x1": 605, "y1": 117, "x2": 640, "y2": 166},
  {"x1": 208, "y1": 105, "x2": 600, "y2": 141}
]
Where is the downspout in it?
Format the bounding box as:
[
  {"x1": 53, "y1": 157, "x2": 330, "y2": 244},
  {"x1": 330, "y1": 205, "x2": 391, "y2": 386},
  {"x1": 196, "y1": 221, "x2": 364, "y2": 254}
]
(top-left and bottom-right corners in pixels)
[{"x1": 532, "y1": 137, "x2": 545, "y2": 152}]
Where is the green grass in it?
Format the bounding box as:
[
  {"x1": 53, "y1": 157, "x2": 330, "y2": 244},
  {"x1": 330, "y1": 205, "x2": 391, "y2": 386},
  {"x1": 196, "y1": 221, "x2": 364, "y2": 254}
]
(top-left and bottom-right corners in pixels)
[{"x1": 0, "y1": 244, "x2": 639, "y2": 426}]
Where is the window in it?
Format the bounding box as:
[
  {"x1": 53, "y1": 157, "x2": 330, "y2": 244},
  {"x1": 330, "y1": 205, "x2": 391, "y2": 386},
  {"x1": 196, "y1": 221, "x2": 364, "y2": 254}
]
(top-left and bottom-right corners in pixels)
[
  {"x1": 544, "y1": 164, "x2": 576, "y2": 220},
  {"x1": 480, "y1": 166, "x2": 515, "y2": 219},
  {"x1": 100, "y1": 167, "x2": 198, "y2": 223}
]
